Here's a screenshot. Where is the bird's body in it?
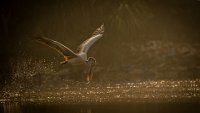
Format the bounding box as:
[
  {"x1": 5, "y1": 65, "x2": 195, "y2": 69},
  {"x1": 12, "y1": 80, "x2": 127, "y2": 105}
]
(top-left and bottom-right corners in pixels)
[
  {"x1": 67, "y1": 52, "x2": 87, "y2": 65},
  {"x1": 33, "y1": 24, "x2": 104, "y2": 82}
]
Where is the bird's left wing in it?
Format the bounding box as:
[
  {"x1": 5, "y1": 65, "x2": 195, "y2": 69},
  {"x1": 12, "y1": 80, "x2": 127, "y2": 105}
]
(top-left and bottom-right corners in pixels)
[
  {"x1": 78, "y1": 24, "x2": 104, "y2": 53},
  {"x1": 33, "y1": 36, "x2": 77, "y2": 58}
]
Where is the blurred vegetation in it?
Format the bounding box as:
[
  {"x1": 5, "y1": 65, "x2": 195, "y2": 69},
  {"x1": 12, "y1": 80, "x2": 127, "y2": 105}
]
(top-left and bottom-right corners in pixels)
[{"x1": 95, "y1": 40, "x2": 200, "y2": 81}]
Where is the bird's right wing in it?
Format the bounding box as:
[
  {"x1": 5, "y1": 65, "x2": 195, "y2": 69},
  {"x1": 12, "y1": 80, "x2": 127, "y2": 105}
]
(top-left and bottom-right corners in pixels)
[
  {"x1": 78, "y1": 24, "x2": 104, "y2": 53},
  {"x1": 33, "y1": 36, "x2": 77, "y2": 58}
]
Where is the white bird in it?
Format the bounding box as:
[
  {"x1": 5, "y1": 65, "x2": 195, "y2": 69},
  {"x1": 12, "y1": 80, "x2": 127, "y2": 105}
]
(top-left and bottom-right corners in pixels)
[{"x1": 33, "y1": 24, "x2": 104, "y2": 82}]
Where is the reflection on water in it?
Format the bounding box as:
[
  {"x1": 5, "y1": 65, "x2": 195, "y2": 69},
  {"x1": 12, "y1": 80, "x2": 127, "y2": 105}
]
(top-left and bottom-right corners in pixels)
[
  {"x1": 0, "y1": 80, "x2": 200, "y2": 113},
  {"x1": 1, "y1": 102, "x2": 200, "y2": 113},
  {"x1": 1, "y1": 80, "x2": 200, "y2": 104}
]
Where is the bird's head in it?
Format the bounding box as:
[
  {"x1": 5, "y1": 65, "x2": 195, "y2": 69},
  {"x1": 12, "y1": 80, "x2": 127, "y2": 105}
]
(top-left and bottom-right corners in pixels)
[{"x1": 87, "y1": 57, "x2": 96, "y2": 66}]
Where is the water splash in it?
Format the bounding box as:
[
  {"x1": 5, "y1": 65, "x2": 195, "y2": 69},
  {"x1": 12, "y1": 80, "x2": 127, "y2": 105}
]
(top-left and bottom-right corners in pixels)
[{"x1": 4, "y1": 58, "x2": 55, "y2": 91}]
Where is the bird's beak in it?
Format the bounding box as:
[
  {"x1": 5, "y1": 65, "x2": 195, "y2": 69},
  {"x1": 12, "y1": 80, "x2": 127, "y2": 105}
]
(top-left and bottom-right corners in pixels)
[
  {"x1": 86, "y1": 65, "x2": 95, "y2": 82},
  {"x1": 86, "y1": 75, "x2": 90, "y2": 82}
]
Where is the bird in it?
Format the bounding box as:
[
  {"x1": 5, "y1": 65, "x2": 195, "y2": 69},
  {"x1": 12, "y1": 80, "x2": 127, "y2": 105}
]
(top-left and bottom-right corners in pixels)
[{"x1": 33, "y1": 24, "x2": 104, "y2": 82}]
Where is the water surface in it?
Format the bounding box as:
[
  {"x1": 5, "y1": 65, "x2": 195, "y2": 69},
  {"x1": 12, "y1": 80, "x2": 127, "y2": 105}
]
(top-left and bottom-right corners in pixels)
[{"x1": 1, "y1": 80, "x2": 200, "y2": 113}]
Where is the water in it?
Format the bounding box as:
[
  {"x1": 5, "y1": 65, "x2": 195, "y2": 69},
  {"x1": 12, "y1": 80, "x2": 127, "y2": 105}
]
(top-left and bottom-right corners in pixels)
[
  {"x1": 1, "y1": 55, "x2": 200, "y2": 113},
  {"x1": 1, "y1": 103, "x2": 200, "y2": 113},
  {"x1": 1, "y1": 80, "x2": 200, "y2": 113}
]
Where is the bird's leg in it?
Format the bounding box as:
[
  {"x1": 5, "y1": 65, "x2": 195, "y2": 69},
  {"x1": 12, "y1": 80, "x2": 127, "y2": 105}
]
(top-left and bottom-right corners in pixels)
[
  {"x1": 60, "y1": 56, "x2": 69, "y2": 65},
  {"x1": 60, "y1": 60, "x2": 68, "y2": 65}
]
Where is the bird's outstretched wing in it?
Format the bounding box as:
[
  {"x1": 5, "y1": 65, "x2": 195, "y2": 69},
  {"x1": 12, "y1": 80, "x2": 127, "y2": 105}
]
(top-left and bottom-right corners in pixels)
[
  {"x1": 78, "y1": 24, "x2": 104, "y2": 53},
  {"x1": 33, "y1": 36, "x2": 77, "y2": 58}
]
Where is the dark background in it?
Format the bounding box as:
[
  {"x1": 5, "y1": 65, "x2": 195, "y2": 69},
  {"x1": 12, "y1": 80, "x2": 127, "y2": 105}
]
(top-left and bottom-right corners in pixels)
[{"x1": 0, "y1": 0, "x2": 200, "y2": 88}]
